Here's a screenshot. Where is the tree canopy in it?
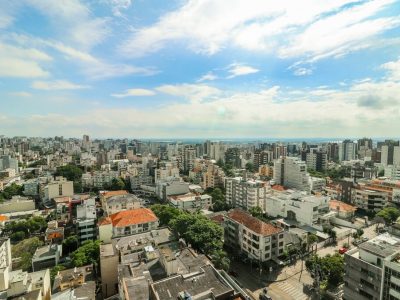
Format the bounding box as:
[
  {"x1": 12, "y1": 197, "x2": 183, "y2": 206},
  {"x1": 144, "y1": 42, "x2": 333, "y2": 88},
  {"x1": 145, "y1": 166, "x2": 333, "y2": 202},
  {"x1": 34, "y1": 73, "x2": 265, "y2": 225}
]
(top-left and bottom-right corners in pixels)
[
  {"x1": 4, "y1": 216, "x2": 47, "y2": 242},
  {"x1": 150, "y1": 204, "x2": 182, "y2": 226},
  {"x1": 306, "y1": 253, "x2": 344, "y2": 287},
  {"x1": 55, "y1": 164, "x2": 83, "y2": 182},
  {"x1": 249, "y1": 206, "x2": 263, "y2": 219},
  {"x1": 0, "y1": 183, "x2": 24, "y2": 200},
  {"x1": 208, "y1": 188, "x2": 229, "y2": 212},
  {"x1": 12, "y1": 237, "x2": 43, "y2": 271},
  {"x1": 376, "y1": 207, "x2": 400, "y2": 224},
  {"x1": 71, "y1": 240, "x2": 100, "y2": 267}
]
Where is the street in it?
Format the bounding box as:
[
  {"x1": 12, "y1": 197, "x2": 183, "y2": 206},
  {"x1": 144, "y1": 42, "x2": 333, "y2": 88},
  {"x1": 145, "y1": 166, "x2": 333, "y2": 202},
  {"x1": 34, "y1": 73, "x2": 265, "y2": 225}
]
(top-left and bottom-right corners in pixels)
[{"x1": 231, "y1": 223, "x2": 378, "y2": 299}]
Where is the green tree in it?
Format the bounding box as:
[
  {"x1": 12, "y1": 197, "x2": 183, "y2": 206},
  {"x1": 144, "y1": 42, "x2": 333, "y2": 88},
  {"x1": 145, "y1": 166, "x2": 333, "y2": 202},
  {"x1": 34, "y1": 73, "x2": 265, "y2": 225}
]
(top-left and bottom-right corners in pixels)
[
  {"x1": 63, "y1": 235, "x2": 79, "y2": 254},
  {"x1": 50, "y1": 265, "x2": 66, "y2": 282},
  {"x1": 209, "y1": 188, "x2": 229, "y2": 212},
  {"x1": 12, "y1": 237, "x2": 43, "y2": 271},
  {"x1": 71, "y1": 240, "x2": 100, "y2": 267},
  {"x1": 377, "y1": 207, "x2": 400, "y2": 224},
  {"x1": 55, "y1": 164, "x2": 83, "y2": 182},
  {"x1": 352, "y1": 228, "x2": 364, "y2": 239},
  {"x1": 249, "y1": 206, "x2": 263, "y2": 219},
  {"x1": 210, "y1": 249, "x2": 230, "y2": 271},
  {"x1": 0, "y1": 183, "x2": 24, "y2": 200},
  {"x1": 245, "y1": 162, "x2": 255, "y2": 173},
  {"x1": 307, "y1": 234, "x2": 319, "y2": 251},
  {"x1": 10, "y1": 231, "x2": 26, "y2": 242},
  {"x1": 110, "y1": 178, "x2": 126, "y2": 191},
  {"x1": 306, "y1": 253, "x2": 344, "y2": 287},
  {"x1": 150, "y1": 204, "x2": 182, "y2": 226}
]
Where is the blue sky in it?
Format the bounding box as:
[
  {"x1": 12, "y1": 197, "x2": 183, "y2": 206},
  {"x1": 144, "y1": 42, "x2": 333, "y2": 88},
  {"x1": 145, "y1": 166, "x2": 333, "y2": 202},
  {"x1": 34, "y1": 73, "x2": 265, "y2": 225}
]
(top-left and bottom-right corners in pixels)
[{"x1": 1, "y1": 0, "x2": 400, "y2": 138}]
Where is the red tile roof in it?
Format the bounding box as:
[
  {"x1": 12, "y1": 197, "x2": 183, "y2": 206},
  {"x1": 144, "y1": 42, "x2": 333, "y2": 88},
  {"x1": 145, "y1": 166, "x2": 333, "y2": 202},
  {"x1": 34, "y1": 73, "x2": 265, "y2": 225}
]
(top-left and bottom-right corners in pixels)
[
  {"x1": 101, "y1": 190, "x2": 128, "y2": 199},
  {"x1": 329, "y1": 200, "x2": 357, "y2": 212},
  {"x1": 227, "y1": 209, "x2": 282, "y2": 236},
  {"x1": 98, "y1": 217, "x2": 111, "y2": 226},
  {"x1": 109, "y1": 208, "x2": 158, "y2": 227},
  {"x1": 272, "y1": 185, "x2": 285, "y2": 191}
]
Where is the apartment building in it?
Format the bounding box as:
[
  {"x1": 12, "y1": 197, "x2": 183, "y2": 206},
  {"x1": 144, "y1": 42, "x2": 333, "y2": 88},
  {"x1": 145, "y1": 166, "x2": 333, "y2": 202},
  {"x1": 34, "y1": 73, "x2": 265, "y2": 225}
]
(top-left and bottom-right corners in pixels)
[
  {"x1": 224, "y1": 209, "x2": 285, "y2": 262},
  {"x1": 344, "y1": 233, "x2": 400, "y2": 300},
  {"x1": 98, "y1": 208, "x2": 159, "y2": 243},
  {"x1": 104, "y1": 194, "x2": 142, "y2": 216},
  {"x1": 168, "y1": 193, "x2": 212, "y2": 211},
  {"x1": 76, "y1": 198, "x2": 97, "y2": 245},
  {"x1": 43, "y1": 176, "x2": 73, "y2": 204},
  {"x1": 339, "y1": 140, "x2": 357, "y2": 162},
  {"x1": 273, "y1": 157, "x2": 310, "y2": 192},
  {"x1": 352, "y1": 187, "x2": 389, "y2": 213},
  {"x1": 82, "y1": 170, "x2": 119, "y2": 189},
  {"x1": 202, "y1": 163, "x2": 225, "y2": 189},
  {"x1": 225, "y1": 177, "x2": 269, "y2": 211}
]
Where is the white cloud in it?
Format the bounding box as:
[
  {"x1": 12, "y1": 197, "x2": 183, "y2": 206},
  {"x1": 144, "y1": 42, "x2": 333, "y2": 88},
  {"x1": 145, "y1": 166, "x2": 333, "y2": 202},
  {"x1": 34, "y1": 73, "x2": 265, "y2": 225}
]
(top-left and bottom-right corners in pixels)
[
  {"x1": 227, "y1": 63, "x2": 259, "y2": 78},
  {"x1": 293, "y1": 67, "x2": 313, "y2": 76},
  {"x1": 9, "y1": 92, "x2": 32, "y2": 97},
  {"x1": 31, "y1": 80, "x2": 90, "y2": 90},
  {"x1": 25, "y1": 0, "x2": 110, "y2": 50},
  {"x1": 198, "y1": 72, "x2": 218, "y2": 82},
  {"x1": 119, "y1": 0, "x2": 398, "y2": 62},
  {"x1": 381, "y1": 57, "x2": 400, "y2": 81},
  {"x1": 111, "y1": 88, "x2": 155, "y2": 97},
  {"x1": 0, "y1": 43, "x2": 50, "y2": 78},
  {"x1": 106, "y1": 0, "x2": 132, "y2": 17},
  {"x1": 156, "y1": 84, "x2": 221, "y2": 103}
]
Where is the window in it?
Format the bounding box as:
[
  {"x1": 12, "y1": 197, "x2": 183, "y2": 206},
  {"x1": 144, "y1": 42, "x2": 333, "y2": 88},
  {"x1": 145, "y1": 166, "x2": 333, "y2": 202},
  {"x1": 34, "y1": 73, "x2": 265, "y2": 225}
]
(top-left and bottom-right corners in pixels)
[
  {"x1": 265, "y1": 245, "x2": 270, "y2": 251},
  {"x1": 279, "y1": 242, "x2": 283, "y2": 247},
  {"x1": 279, "y1": 234, "x2": 283, "y2": 239}
]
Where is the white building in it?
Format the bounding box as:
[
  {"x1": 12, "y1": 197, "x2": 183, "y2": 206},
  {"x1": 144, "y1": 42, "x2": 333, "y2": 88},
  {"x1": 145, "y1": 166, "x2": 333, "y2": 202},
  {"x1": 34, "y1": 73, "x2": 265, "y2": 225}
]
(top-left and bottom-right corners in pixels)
[
  {"x1": 104, "y1": 194, "x2": 142, "y2": 215},
  {"x1": 385, "y1": 165, "x2": 400, "y2": 180},
  {"x1": 82, "y1": 171, "x2": 119, "y2": 189},
  {"x1": 76, "y1": 198, "x2": 97, "y2": 245},
  {"x1": 309, "y1": 177, "x2": 326, "y2": 193},
  {"x1": 154, "y1": 163, "x2": 180, "y2": 183},
  {"x1": 352, "y1": 187, "x2": 388, "y2": 212},
  {"x1": 0, "y1": 238, "x2": 12, "y2": 292},
  {"x1": 265, "y1": 190, "x2": 330, "y2": 226},
  {"x1": 273, "y1": 157, "x2": 310, "y2": 192},
  {"x1": 225, "y1": 177, "x2": 269, "y2": 211},
  {"x1": 338, "y1": 140, "x2": 357, "y2": 162},
  {"x1": 224, "y1": 209, "x2": 286, "y2": 262},
  {"x1": 168, "y1": 193, "x2": 212, "y2": 211},
  {"x1": 155, "y1": 179, "x2": 190, "y2": 201}
]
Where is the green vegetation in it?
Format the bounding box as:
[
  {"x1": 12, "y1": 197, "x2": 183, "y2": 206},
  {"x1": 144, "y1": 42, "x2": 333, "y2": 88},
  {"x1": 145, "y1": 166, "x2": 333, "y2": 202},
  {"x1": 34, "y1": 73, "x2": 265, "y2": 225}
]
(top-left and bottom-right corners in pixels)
[
  {"x1": 249, "y1": 206, "x2": 263, "y2": 219},
  {"x1": 28, "y1": 158, "x2": 47, "y2": 167},
  {"x1": 376, "y1": 207, "x2": 400, "y2": 224},
  {"x1": 12, "y1": 237, "x2": 43, "y2": 271},
  {"x1": 50, "y1": 265, "x2": 66, "y2": 282},
  {"x1": 217, "y1": 159, "x2": 235, "y2": 177},
  {"x1": 306, "y1": 253, "x2": 345, "y2": 287},
  {"x1": 323, "y1": 227, "x2": 337, "y2": 244},
  {"x1": 150, "y1": 204, "x2": 229, "y2": 270},
  {"x1": 71, "y1": 240, "x2": 100, "y2": 267},
  {"x1": 0, "y1": 183, "x2": 24, "y2": 201},
  {"x1": 4, "y1": 216, "x2": 47, "y2": 242},
  {"x1": 62, "y1": 235, "x2": 79, "y2": 254},
  {"x1": 245, "y1": 162, "x2": 255, "y2": 173},
  {"x1": 206, "y1": 187, "x2": 229, "y2": 212},
  {"x1": 108, "y1": 177, "x2": 126, "y2": 190},
  {"x1": 308, "y1": 167, "x2": 348, "y2": 181},
  {"x1": 352, "y1": 228, "x2": 364, "y2": 239},
  {"x1": 55, "y1": 164, "x2": 83, "y2": 193}
]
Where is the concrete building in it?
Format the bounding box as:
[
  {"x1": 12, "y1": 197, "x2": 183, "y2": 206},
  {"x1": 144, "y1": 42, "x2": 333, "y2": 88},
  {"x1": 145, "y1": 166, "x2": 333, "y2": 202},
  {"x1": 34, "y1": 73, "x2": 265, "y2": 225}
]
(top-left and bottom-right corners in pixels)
[
  {"x1": 183, "y1": 146, "x2": 196, "y2": 173},
  {"x1": 339, "y1": 140, "x2": 357, "y2": 162},
  {"x1": 31, "y1": 245, "x2": 62, "y2": 272},
  {"x1": 381, "y1": 143, "x2": 400, "y2": 167},
  {"x1": 98, "y1": 208, "x2": 159, "y2": 243},
  {"x1": 202, "y1": 163, "x2": 225, "y2": 189},
  {"x1": 225, "y1": 147, "x2": 241, "y2": 168},
  {"x1": 0, "y1": 238, "x2": 12, "y2": 292},
  {"x1": 104, "y1": 193, "x2": 142, "y2": 216},
  {"x1": 155, "y1": 179, "x2": 190, "y2": 201},
  {"x1": 352, "y1": 187, "x2": 389, "y2": 213},
  {"x1": 52, "y1": 265, "x2": 94, "y2": 294},
  {"x1": 23, "y1": 179, "x2": 39, "y2": 197},
  {"x1": 82, "y1": 170, "x2": 119, "y2": 189},
  {"x1": 385, "y1": 165, "x2": 400, "y2": 180},
  {"x1": 273, "y1": 157, "x2": 310, "y2": 191},
  {"x1": 224, "y1": 209, "x2": 285, "y2": 262},
  {"x1": 0, "y1": 156, "x2": 18, "y2": 173},
  {"x1": 225, "y1": 177, "x2": 269, "y2": 211},
  {"x1": 265, "y1": 191, "x2": 330, "y2": 226},
  {"x1": 309, "y1": 177, "x2": 326, "y2": 193},
  {"x1": 344, "y1": 233, "x2": 400, "y2": 300},
  {"x1": 43, "y1": 177, "x2": 73, "y2": 204},
  {"x1": 305, "y1": 150, "x2": 328, "y2": 172},
  {"x1": 0, "y1": 196, "x2": 35, "y2": 214},
  {"x1": 154, "y1": 162, "x2": 180, "y2": 183},
  {"x1": 168, "y1": 193, "x2": 212, "y2": 211},
  {"x1": 100, "y1": 243, "x2": 119, "y2": 298},
  {"x1": 76, "y1": 198, "x2": 97, "y2": 245}
]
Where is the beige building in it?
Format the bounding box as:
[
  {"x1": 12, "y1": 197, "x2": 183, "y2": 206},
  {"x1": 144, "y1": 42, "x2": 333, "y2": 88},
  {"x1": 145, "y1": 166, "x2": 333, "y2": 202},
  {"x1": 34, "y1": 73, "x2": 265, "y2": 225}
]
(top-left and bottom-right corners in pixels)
[
  {"x1": 224, "y1": 208, "x2": 286, "y2": 263},
  {"x1": 0, "y1": 196, "x2": 35, "y2": 214},
  {"x1": 168, "y1": 193, "x2": 212, "y2": 211},
  {"x1": 100, "y1": 243, "x2": 119, "y2": 298},
  {"x1": 43, "y1": 177, "x2": 73, "y2": 203},
  {"x1": 104, "y1": 194, "x2": 142, "y2": 216}
]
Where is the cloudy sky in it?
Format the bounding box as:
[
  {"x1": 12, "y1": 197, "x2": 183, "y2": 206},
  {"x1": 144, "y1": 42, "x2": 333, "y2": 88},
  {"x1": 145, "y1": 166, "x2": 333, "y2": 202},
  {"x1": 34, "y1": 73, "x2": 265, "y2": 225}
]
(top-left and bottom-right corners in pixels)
[{"x1": 1, "y1": 0, "x2": 400, "y2": 139}]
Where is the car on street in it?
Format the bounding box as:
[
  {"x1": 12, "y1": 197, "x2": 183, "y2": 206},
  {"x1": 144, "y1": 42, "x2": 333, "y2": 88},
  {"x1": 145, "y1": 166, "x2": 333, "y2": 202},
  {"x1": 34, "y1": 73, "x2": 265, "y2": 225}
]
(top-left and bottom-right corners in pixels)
[
  {"x1": 362, "y1": 237, "x2": 369, "y2": 242},
  {"x1": 339, "y1": 247, "x2": 348, "y2": 254}
]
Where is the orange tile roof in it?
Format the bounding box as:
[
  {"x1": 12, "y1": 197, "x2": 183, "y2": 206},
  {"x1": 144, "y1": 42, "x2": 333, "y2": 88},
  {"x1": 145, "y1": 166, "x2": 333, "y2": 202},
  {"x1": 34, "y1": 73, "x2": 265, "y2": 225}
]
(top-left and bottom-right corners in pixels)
[
  {"x1": 101, "y1": 190, "x2": 128, "y2": 199},
  {"x1": 109, "y1": 208, "x2": 158, "y2": 227},
  {"x1": 272, "y1": 185, "x2": 285, "y2": 191},
  {"x1": 0, "y1": 215, "x2": 9, "y2": 222},
  {"x1": 329, "y1": 200, "x2": 357, "y2": 213},
  {"x1": 98, "y1": 217, "x2": 111, "y2": 226},
  {"x1": 227, "y1": 209, "x2": 282, "y2": 236}
]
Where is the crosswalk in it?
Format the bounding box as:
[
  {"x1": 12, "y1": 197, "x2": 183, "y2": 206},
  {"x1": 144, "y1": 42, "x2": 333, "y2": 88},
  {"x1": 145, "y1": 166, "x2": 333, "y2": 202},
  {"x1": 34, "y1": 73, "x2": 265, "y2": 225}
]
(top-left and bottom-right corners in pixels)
[{"x1": 274, "y1": 280, "x2": 309, "y2": 300}]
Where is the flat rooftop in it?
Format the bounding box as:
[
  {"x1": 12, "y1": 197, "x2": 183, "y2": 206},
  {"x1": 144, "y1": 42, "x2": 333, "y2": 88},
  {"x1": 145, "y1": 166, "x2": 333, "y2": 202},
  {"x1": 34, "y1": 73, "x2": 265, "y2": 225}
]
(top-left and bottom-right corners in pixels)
[
  {"x1": 359, "y1": 233, "x2": 400, "y2": 258},
  {"x1": 151, "y1": 265, "x2": 233, "y2": 300}
]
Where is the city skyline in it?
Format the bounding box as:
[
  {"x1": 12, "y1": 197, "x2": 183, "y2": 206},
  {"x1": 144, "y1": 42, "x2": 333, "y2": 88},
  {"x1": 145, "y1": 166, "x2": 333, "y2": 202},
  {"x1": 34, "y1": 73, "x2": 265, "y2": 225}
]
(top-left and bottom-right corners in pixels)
[{"x1": 1, "y1": 0, "x2": 400, "y2": 138}]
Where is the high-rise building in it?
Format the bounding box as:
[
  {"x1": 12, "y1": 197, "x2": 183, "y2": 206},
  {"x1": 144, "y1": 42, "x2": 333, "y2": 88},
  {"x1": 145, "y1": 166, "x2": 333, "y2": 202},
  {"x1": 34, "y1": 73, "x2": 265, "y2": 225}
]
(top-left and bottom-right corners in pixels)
[
  {"x1": 273, "y1": 157, "x2": 310, "y2": 191},
  {"x1": 327, "y1": 142, "x2": 339, "y2": 162},
  {"x1": 225, "y1": 177, "x2": 269, "y2": 210},
  {"x1": 305, "y1": 149, "x2": 328, "y2": 172},
  {"x1": 183, "y1": 146, "x2": 196, "y2": 173},
  {"x1": 338, "y1": 140, "x2": 357, "y2": 162},
  {"x1": 225, "y1": 147, "x2": 241, "y2": 168},
  {"x1": 253, "y1": 149, "x2": 273, "y2": 170},
  {"x1": 381, "y1": 141, "x2": 400, "y2": 166},
  {"x1": 0, "y1": 155, "x2": 18, "y2": 173}
]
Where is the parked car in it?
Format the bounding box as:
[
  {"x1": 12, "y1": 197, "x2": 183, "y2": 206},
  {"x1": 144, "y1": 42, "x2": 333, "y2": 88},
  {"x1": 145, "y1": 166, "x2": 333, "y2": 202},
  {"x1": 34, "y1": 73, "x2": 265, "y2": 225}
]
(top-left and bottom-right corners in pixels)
[
  {"x1": 362, "y1": 237, "x2": 369, "y2": 242},
  {"x1": 352, "y1": 239, "x2": 362, "y2": 246},
  {"x1": 339, "y1": 247, "x2": 348, "y2": 254}
]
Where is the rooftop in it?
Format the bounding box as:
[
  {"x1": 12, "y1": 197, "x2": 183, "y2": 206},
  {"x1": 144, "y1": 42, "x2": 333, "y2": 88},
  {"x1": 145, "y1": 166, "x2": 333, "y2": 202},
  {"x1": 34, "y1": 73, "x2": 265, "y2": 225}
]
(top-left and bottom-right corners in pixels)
[
  {"x1": 227, "y1": 208, "x2": 283, "y2": 236},
  {"x1": 329, "y1": 199, "x2": 357, "y2": 213},
  {"x1": 359, "y1": 233, "x2": 400, "y2": 258},
  {"x1": 101, "y1": 190, "x2": 128, "y2": 199},
  {"x1": 151, "y1": 265, "x2": 233, "y2": 300},
  {"x1": 110, "y1": 208, "x2": 158, "y2": 227}
]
